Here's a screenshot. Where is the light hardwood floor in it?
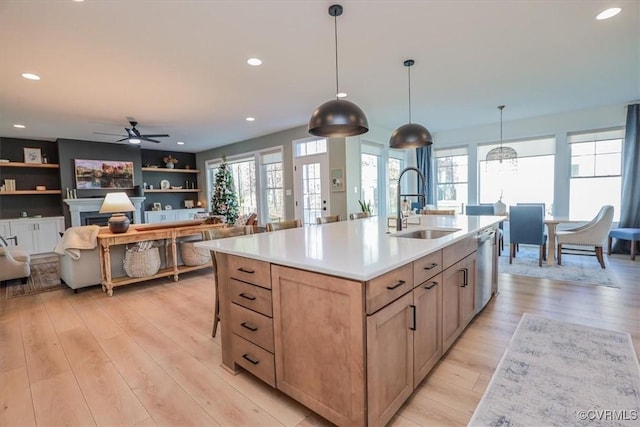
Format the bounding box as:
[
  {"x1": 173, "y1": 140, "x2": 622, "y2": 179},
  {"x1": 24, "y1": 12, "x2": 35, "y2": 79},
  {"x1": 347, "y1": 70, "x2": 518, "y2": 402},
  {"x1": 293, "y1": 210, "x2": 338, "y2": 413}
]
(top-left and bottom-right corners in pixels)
[{"x1": 1, "y1": 254, "x2": 638, "y2": 426}]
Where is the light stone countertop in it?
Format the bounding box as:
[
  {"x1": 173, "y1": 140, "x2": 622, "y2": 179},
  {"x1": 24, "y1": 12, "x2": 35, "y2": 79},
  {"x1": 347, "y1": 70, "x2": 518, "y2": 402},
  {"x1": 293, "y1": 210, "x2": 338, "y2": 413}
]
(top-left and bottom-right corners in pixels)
[{"x1": 195, "y1": 214, "x2": 503, "y2": 281}]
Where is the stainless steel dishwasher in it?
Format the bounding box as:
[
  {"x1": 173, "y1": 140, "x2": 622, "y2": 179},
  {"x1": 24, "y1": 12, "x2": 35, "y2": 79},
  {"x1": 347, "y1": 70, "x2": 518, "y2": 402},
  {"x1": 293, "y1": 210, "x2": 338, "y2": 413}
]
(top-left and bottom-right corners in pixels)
[{"x1": 475, "y1": 227, "x2": 496, "y2": 313}]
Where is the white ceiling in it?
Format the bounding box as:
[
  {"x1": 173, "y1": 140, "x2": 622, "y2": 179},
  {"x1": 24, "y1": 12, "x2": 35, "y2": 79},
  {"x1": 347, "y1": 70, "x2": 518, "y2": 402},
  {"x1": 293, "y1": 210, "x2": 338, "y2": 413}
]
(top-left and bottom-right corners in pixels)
[{"x1": 1, "y1": 0, "x2": 638, "y2": 153}]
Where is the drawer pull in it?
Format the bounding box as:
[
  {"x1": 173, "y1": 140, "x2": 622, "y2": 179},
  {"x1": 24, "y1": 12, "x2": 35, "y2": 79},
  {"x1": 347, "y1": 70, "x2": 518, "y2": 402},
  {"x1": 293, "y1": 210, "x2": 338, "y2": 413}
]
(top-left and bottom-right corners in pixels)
[
  {"x1": 386, "y1": 280, "x2": 406, "y2": 290},
  {"x1": 242, "y1": 353, "x2": 260, "y2": 365},
  {"x1": 410, "y1": 305, "x2": 416, "y2": 331},
  {"x1": 460, "y1": 268, "x2": 468, "y2": 287},
  {"x1": 423, "y1": 262, "x2": 438, "y2": 270},
  {"x1": 239, "y1": 292, "x2": 256, "y2": 301},
  {"x1": 238, "y1": 267, "x2": 255, "y2": 274},
  {"x1": 425, "y1": 281, "x2": 438, "y2": 290},
  {"x1": 241, "y1": 322, "x2": 258, "y2": 332}
]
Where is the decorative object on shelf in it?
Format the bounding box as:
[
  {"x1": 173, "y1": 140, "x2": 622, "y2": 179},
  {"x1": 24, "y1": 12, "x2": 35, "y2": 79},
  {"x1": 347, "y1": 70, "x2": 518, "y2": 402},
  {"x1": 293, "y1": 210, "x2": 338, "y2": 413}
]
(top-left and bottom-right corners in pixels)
[
  {"x1": 494, "y1": 190, "x2": 507, "y2": 215},
  {"x1": 35, "y1": 185, "x2": 46, "y2": 191},
  {"x1": 330, "y1": 168, "x2": 345, "y2": 192},
  {"x1": 3, "y1": 179, "x2": 16, "y2": 192},
  {"x1": 75, "y1": 159, "x2": 134, "y2": 189},
  {"x1": 389, "y1": 59, "x2": 433, "y2": 149},
  {"x1": 20, "y1": 211, "x2": 28, "y2": 218},
  {"x1": 42, "y1": 153, "x2": 48, "y2": 164},
  {"x1": 196, "y1": 200, "x2": 203, "y2": 208},
  {"x1": 163, "y1": 155, "x2": 179, "y2": 169},
  {"x1": 99, "y1": 192, "x2": 135, "y2": 233},
  {"x1": 308, "y1": 4, "x2": 368, "y2": 137},
  {"x1": 486, "y1": 105, "x2": 517, "y2": 167},
  {"x1": 210, "y1": 157, "x2": 239, "y2": 224},
  {"x1": 185, "y1": 164, "x2": 191, "y2": 169},
  {"x1": 184, "y1": 200, "x2": 194, "y2": 209},
  {"x1": 66, "y1": 188, "x2": 77, "y2": 199},
  {"x1": 171, "y1": 186, "x2": 182, "y2": 189},
  {"x1": 23, "y1": 147, "x2": 42, "y2": 164},
  {"x1": 165, "y1": 204, "x2": 172, "y2": 210},
  {"x1": 152, "y1": 202, "x2": 162, "y2": 211},
  {"x1": 0, "y1": 159, "x2": 9, "y2": 163},
  {"x1": 160, "y1": 179, "x2": 170, "y2": 190}
]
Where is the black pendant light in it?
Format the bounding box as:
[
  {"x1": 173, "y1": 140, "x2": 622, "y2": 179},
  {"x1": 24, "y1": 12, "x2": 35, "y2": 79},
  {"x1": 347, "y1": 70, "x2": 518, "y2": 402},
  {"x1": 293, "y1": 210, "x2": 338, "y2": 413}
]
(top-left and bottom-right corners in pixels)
[
  {"x1": 308, "y1": 4, "x2": 368, "y2": 137},
  {"x1": 390, "y1": 59, "x2": 432, "y2": 149}
]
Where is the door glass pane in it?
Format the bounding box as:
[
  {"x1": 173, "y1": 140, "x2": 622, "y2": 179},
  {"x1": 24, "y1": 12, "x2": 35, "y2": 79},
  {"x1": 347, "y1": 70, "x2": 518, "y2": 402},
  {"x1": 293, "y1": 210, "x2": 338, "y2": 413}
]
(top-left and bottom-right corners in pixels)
[
  {"x1": 361, "y1": 153, "x2": 379, "y2": 215},
  {"x1": 388, "y1": 158, "x2": 402, "y2": 215},
  {"x1": 302, "y1": 163, "x2": 322, "y2": 225}
]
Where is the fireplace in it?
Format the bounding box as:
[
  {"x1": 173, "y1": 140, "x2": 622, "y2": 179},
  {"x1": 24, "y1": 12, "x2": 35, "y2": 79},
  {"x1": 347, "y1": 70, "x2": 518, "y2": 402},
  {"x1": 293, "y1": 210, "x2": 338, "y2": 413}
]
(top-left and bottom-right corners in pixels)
[
  {"x1": 81, "y1": 212, "x2": 133, "y2": 226},
  {"x1": 64, "y1": 197, "x2": 146, "y2": 227}
]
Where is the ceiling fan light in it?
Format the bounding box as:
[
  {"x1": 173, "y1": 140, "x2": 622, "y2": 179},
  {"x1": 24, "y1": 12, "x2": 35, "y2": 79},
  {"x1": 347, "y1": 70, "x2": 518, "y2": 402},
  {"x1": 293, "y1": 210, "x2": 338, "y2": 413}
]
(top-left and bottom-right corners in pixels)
[
  {"x1": 390, "y1": 123, "x2": 433, "y2": 149},
  {"x1": 128, "y1": 138, "x2": 141, "y2": 144},
  {"x1": 308, "y1": 99, "x2": 369, "y2": 137}
]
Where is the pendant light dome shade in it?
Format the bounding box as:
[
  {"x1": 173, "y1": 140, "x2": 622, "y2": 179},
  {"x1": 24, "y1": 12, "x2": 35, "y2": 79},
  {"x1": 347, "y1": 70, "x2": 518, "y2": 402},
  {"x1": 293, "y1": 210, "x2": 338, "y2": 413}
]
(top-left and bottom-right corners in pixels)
[
  {"x1": 390, "y1": 123, "x2": 433, "y2": 149},
  {"x1": 309, "y1": 99, "x2": 369, "y2": 137},
  {"x1": 390, "y1": 59, "x2": 432, "y2": 149},
  {"x1": 308, "y1": 4, "x2": 369, "y2": 138}
]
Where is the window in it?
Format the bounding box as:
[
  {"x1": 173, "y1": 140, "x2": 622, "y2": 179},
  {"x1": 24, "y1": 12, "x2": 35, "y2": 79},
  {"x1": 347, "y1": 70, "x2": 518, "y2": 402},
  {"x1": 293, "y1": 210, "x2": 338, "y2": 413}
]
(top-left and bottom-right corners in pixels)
[
  {"x1": 387, "y1": 156, "x2": 403, "y2": 216},
  {"x1": 568, "y1": 129, "x2": 623, "y2": 221},
  {"x1": 361, "y1": 152, "x2": 379, "y2": 216},
  {"x1": 294, "y1": 138, "x2": 326, "y2": 157},
  {"x1": 206, "y1": 147, "x2": 284, "y2": 224},
  {"x1": 435, "y1": 147, "x2": 468, "y2": 213},
  {"x1": 478, "y1": 137, "x2": 555, "y2": 215}
]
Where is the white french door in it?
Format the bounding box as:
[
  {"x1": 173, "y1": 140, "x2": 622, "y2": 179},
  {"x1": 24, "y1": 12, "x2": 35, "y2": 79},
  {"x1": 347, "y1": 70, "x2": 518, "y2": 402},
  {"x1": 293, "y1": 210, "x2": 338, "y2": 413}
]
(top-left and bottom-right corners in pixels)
[{"x1": 293, "y1": 153, "x2": 329, "y2": 225}]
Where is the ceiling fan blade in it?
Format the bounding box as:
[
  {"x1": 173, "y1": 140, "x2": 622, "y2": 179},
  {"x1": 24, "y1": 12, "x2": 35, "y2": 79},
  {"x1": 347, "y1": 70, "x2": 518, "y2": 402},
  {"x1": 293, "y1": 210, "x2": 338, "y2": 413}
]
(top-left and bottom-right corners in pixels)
[
  {"x1": 115, "y1": 137, "x2": 129, "y2": 142},
  {"x1": 141, "y1": 134, "x2": 170, "y2": 138},
  {"x1": 93, "y1": 132, "x2": 126, "y2": 137},
  {"x1": 125, "y1": 128, "x2": 137, "y2": 137},
  {"x1": 142, "y1": 138, "x2": 162, "y2": 143}
]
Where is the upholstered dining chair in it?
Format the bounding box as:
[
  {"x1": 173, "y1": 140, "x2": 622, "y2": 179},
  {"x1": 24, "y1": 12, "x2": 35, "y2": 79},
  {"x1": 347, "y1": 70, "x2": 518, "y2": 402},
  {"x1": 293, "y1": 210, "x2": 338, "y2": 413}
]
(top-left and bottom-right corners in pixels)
[
  {"x1": 316, "y1": 215, "x2": 341, "y2": 224},
  {"x1": 509, "y1": 205, "x2": 547, "y2": 267},
  {"x1": 465, "y1": 205, "x2": 504, "y2": 255},
  {"x1": 0, "y1": 236, "x2": 31, "y2": 284},
  {"x1": 349, "y1": 212, "x2": 370, "y2": 220},
  {"x1": 265, "y1": 219, "x2": 303, "y2": 232},
  {"x1": 203, "y1": 225, "x2": 254, "y2": 337},
  {"x1": 556, "y1": 205, "x2": 614, "y2": 269}
]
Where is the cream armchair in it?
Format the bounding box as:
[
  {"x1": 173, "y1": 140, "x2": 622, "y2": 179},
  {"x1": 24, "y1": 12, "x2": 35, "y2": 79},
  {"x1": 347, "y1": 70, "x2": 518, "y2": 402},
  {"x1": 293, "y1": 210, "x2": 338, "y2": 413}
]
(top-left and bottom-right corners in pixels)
[
  {"x1": 556, "y1": 205, "x2": 614, "y2": 269},
  {"x1": 0, "y1": 236, "x2": 31, "y2": 284}
]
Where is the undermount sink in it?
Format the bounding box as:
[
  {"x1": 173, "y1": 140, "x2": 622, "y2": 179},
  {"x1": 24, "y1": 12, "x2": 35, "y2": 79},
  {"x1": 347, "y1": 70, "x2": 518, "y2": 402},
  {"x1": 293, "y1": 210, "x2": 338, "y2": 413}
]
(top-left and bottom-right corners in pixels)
[{"x1": 393, "y1": 228, "x2": 460, "y2": 239}]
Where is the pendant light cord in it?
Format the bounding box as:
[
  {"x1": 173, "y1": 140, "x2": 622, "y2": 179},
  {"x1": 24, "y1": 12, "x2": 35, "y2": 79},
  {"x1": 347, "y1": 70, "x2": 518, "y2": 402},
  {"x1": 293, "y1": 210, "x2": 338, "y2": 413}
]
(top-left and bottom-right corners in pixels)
[
  {"x1": 407, "y1": 65, "x2": 412, "y2": 124},
  {"x1": 498, "y1": 104, "x2": 505, "y2": 163},
  {"x1": 334, "y1": 13, "x2": 339, "y2": 100}
]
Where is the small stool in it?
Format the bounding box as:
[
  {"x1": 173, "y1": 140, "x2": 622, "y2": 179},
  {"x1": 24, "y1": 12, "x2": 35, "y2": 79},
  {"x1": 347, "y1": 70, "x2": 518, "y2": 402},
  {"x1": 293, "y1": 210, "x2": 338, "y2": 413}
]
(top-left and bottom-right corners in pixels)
[{"x1": 608, "y1": 228, "x2": 640, "y2": 260}]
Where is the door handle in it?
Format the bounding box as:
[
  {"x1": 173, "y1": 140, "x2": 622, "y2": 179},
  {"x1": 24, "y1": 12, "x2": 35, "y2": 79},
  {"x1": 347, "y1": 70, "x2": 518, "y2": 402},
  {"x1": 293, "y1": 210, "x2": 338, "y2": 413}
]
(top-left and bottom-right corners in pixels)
[
  {"x1": 410, "y1": 305, "x2": 416, "y2": 331},
  {"x1": 386, "y1": 280, "x2": 405, "y2": 290},
  {"x1": 423, "y1": 262, "x2": 438, "y2": 270},
  {"x1": 323, "y1": 207, "x2": 326, "y2": 211},
  {"x1": 238, "y1": 267, "x2": 255, "y2": 274},
  {"x1": 241, "y1": 322, "x2": 258, "y2": 332},
  {"x1": 425, "y1": 281, "x2": 438, "y2": 290},
  {"x1": 242, "y1": 353, "x2": 260, "y2": 365},
  {"x1": 239, "y1": 292, "x2": 256, "y2": 301},
  {"x1": 460, "y1": 268, "x2": 468, "y2": 287}
]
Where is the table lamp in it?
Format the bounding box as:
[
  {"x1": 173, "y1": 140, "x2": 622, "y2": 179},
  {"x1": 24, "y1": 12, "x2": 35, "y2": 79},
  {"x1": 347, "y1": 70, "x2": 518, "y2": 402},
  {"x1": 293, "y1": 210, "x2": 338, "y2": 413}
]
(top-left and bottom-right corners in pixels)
[{"x1": 99, "y1": 192, "x2": 135, "y2": 233}]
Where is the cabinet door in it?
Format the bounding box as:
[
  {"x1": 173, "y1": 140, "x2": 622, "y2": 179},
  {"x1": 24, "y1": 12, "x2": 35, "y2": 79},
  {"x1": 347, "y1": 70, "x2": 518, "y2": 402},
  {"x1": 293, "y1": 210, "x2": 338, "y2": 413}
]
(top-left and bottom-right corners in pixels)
[
  {"x1": 9, "y1": 221, "x2": 36, "y2": 254},
  {"x1": 459, "y1": 253, "x2": 477, "y2": 329},
  {"x1": 35, "y1": 218, "x2": 63, "y2": 254},
  {"x1": 442, "y1": 262, "x2": 462, "y2": 353},
  {"x1": 0, "y1": 221, "x2": 12, "y2": 244},
  {"x1": 367, "y1": 292, "x2": 414, "y2": 427},
  {"x1": 272, "y1": 265, "x2": 365, "y2": 426},
  {"x1": 413, "y1": 273, "x2": 442, "y2": 386}
]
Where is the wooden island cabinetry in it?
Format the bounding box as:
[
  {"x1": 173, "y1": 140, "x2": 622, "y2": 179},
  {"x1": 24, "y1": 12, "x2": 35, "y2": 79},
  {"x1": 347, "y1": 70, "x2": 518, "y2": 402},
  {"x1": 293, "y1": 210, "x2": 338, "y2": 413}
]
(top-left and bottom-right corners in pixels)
[{"x1": 201, "y1": 217, "x2": 501, "y2": 426}]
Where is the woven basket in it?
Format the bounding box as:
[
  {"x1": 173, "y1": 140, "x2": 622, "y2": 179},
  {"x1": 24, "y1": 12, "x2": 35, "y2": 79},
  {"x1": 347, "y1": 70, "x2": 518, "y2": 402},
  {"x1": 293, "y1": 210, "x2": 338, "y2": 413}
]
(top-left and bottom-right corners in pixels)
[
  {"x1": 180, "y1": 241, "x2": 211, "y2": 266},
  {"x1": 123, "y1": 245, "x2": 161, "y2": 278}
]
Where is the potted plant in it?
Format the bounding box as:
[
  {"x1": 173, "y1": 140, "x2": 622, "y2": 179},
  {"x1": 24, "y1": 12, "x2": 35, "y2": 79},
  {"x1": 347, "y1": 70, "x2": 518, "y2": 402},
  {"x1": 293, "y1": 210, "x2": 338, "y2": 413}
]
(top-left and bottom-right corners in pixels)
[
  {"x1": 358, "y1": 199, "x2": 372, "y2": 214},
  {"x1": 163, "y1": 155, "x2": 179, "y2": 169}
]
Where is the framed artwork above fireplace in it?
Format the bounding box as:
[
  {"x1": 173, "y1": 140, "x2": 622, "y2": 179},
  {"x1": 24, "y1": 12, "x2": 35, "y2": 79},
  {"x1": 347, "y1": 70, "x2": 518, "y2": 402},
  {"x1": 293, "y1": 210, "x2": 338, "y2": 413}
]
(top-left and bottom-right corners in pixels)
[{"x1": 75, "y1": 159, "x2": 134, "y2": 189}]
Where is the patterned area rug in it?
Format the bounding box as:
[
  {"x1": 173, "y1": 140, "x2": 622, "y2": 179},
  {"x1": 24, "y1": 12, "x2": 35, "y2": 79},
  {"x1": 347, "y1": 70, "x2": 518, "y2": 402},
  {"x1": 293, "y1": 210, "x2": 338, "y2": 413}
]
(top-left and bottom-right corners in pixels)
[
  {"x1": 5, "y1": 255, "x2": 64, "y2": 299},
  {"x1": 469, "y1": 314, "x2": 640, "y2": 426},
  {"x1": 499, "y1": 245, "x2": 618, "y2": 288}
]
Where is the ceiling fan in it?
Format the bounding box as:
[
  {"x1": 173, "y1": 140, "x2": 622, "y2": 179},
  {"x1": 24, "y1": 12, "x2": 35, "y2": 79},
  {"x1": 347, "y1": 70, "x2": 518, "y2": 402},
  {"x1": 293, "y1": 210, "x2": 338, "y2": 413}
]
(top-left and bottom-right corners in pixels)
[{"x1": 94, "y1": 119, "x2": 169, "y2": 144}]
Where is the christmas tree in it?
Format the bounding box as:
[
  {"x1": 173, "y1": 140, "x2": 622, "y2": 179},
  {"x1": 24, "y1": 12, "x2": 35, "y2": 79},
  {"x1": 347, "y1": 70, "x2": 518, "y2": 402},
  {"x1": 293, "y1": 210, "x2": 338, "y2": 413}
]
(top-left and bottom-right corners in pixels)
[{"x1": 210, "y1": 158, "x2": 239, "y2": 224}]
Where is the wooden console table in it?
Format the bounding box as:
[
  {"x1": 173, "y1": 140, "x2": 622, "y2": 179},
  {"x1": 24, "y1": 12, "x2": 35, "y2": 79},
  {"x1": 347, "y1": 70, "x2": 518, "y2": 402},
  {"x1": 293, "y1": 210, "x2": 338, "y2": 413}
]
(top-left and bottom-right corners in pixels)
[{"x1": 97, "y1": 221, "x2": 224, "y2": 296}]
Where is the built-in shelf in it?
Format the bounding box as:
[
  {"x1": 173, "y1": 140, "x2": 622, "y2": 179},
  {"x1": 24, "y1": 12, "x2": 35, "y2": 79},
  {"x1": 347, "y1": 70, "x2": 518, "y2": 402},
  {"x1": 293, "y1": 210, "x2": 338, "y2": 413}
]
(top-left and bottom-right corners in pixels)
[
  {"x1": 0, "y1": 190, "x2": 62, "y2": 195},
  {"x1": 0, "y1": 162, "x2": 59, "y2": 169},
  {"x1": 142, "y1": 167, "x2": 199, "y2": 173},
  {"x1": 144, "y1": 189, "x2": 199, "y2": 193}
]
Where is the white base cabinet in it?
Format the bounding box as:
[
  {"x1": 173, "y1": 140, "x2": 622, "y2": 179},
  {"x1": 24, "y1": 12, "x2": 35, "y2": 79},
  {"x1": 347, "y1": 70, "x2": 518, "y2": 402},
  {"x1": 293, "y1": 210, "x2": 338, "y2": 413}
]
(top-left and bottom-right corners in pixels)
[
  {"x1": 144, "y1": 208, "x2": 204, "y2": 224},
  {"x1": 0, "y1": 217, "x2": 64, "y2": 254}
]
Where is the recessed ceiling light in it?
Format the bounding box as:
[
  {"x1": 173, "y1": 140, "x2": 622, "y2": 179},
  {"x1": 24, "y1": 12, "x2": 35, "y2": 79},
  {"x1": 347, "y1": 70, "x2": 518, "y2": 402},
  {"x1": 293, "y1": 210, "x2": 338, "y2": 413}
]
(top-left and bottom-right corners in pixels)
[
  {"x1": 247, "y1": 58, "x2": 262, "y2": 66},
  {"x1": 596, "y1": 7, "x2": 622, "y2": 20},
  {"x1": 21, "y1": 73, "x2": 40, "y2": 80},
  {"x1": 177, "y1": 141, "x2": 185, "y2": 145},
  {"x1": 73, "y1": 0, "x2": 85, "y2": 2},
  {"x1": 246, "y1": 117, "x2": 255, "y2": 122},
  {"x1": 128, "y1": 138, "x2": 141, "y2": 144},
  {"x1": 336, "y1": 92, "x2": 348, "y2": 98},
  {"x1": 13, "y1": 124, "x2": 25, "y2": 129}
]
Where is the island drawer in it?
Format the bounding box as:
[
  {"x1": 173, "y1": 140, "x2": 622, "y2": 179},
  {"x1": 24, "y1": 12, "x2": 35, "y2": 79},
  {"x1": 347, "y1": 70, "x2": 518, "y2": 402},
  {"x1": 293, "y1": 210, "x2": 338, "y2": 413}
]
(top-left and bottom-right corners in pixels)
[
  {"x1": 232, "y1": 334, "x2": 276, "y2": 388},
  {"x1": 443, "y1": 236, "x2": 476, "y2": 270},
  {"x1": 228, "y1": 255, "x2": 271, "y2": 289},
  {"x1": 366, "y1": 263, "x2": 413, "y2": 315},
  {"x1": 230, "y1": 279, "x2": 273, "y2": 317},
  {"x1": 230, "y1": 303, "x2": 274, "y2": 352},
  {"x1": 413, "y1": 250, "x2": 443, "y2": 287}
]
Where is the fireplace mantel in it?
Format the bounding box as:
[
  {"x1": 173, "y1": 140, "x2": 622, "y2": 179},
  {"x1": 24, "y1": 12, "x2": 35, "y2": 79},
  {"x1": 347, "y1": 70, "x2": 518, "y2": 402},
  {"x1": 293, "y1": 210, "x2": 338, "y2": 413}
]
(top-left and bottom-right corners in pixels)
[{"x1": 64, "y1": 197, "x2": 146, "y2": 227}]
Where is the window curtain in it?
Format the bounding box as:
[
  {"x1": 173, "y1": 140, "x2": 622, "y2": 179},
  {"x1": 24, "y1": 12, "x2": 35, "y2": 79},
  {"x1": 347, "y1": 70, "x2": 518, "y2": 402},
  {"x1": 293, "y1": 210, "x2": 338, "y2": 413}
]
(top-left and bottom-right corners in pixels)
[
  {"x1": 612, "y1": 103, "x2": 640, "y2": 254},
  {"x1": 416, "y1": 146, "x2": 436, "y2": 206}
]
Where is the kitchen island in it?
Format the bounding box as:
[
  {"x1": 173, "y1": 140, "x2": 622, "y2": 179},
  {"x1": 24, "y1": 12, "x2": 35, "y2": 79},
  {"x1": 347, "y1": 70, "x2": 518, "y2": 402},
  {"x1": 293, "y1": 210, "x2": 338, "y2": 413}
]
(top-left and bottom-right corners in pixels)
[{"x1": 196, "y1": 214, "x2": 501, "y2": 426}]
